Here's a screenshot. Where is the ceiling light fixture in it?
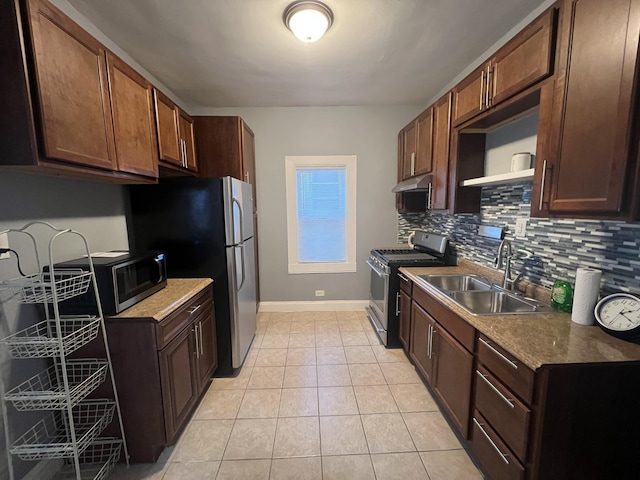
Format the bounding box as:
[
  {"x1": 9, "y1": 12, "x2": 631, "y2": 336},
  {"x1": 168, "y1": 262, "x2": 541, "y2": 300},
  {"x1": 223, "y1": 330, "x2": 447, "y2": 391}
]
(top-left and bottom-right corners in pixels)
[{"x1": 283, "y1": 1, "x2": 334, "y2": 43}]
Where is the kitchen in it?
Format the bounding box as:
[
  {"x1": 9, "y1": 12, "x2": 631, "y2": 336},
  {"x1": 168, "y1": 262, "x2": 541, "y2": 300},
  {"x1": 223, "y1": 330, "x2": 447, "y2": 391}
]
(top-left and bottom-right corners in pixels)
[{"x1": 1, "y1": 0, "x2": 640, "y2": 479}]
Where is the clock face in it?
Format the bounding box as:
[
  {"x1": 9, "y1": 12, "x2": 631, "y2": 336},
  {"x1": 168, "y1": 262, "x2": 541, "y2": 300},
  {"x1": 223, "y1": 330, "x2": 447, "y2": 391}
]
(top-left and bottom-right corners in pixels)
[{"x1": 595, "y1": 294, "x2": 640, "y2": 332}]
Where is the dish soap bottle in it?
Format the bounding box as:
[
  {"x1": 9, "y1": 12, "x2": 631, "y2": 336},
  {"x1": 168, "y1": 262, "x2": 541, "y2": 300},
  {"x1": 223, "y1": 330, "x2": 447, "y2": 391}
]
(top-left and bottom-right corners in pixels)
[{"x1": 551, "y1": 279, "x2": 573, "y2": 312}]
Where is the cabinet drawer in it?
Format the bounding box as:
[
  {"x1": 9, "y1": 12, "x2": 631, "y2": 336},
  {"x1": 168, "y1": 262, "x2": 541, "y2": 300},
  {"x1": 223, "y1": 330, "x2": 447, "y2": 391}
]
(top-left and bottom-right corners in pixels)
[
  {"x1": 477, "y1": 334, "x2": 535, "y2": 404},
  {"x1": 157, "y1": 287, "x2": 213, "y2": 350},
  {"x1": 413, "y1": 286, "x2": 475, "y2": 352},
  {"x1": 471, "y1": 410, "x2": 525, "y2": 480},
  {"x1": 399, "y1": 271, "x2": 412, "y2": 294},
  {"x1": 475, "y1": 365, "x2": 530, "y2": 460}
]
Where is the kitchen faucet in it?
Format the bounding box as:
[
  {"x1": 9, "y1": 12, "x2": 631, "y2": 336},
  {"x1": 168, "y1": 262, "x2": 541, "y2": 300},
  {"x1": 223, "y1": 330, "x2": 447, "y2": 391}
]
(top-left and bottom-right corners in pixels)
[{"x1": 494, "y1": 239, "x2": 531, "y2": 290}]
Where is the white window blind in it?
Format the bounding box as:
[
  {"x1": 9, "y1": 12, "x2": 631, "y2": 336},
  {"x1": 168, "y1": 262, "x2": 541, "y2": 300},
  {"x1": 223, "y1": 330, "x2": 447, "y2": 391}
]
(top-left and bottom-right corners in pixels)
[{"x1": 285, "y1": 156, "x2": 357, "y2": 274}]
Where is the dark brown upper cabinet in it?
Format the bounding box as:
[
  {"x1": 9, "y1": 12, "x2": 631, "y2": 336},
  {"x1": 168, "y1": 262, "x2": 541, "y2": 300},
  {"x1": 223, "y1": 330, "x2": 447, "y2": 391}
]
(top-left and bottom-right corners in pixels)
[
  {"x1": 431, "y1": 93, "x2": 452, "y2": 210},
  {"x1": 401, "y1": 109, "x2": 433, "y2": 180},
  {"x1": 106, "y1": 52, "x2": 158, "y2": 179},
  {"x1": 452, "y1": 8, "x2": 556, "y2": 127},
  {"x1": 0, "y1": 0, "x2": 158, "y2": 183},
  {"x1": 532, "y1": 0, "x2": 640, "y2": 220},
  {"x1": 154, "y1": 88, "x2": 197, "y2": 175},
  {"x1": 194, "y1": 116, "x2": 257, "y2": 212}
]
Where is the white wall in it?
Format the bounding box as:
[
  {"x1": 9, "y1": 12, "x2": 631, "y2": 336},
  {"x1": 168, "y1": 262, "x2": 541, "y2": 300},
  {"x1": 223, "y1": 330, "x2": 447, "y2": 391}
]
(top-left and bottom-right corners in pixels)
[
  {"x1": 191, "y1": 106, "x2": 421, "y2": 302},
  {"x1": 484, "y1": 112, "x2": 538, "y2": 176}
]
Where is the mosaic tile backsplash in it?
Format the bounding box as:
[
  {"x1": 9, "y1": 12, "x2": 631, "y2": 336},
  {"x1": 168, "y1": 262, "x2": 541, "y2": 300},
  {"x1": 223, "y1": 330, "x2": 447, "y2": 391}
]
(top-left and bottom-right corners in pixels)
[{"x1": 398, "y1": 183, "x2": 640, "y2": 295}]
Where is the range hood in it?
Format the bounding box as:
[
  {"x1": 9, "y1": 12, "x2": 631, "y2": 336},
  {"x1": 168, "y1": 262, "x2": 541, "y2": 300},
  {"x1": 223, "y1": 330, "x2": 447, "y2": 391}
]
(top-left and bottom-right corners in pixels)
[{"x1": 391, "y1": 173, "x2": 432, "y2": 193}]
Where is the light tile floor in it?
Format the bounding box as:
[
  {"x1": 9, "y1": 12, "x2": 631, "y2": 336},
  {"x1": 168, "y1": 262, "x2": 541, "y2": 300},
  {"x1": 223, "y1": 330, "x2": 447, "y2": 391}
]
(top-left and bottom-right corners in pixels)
[{"x1": 110, "y1": 311, "x2": 484, "y2": 480}]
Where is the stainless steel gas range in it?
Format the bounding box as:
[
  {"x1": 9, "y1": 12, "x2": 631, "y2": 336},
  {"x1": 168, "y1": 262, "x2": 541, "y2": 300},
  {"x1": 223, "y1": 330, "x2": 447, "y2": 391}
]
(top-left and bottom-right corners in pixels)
[{"x1": 365, "y1": 231, "x2": 455, "y2": 347}]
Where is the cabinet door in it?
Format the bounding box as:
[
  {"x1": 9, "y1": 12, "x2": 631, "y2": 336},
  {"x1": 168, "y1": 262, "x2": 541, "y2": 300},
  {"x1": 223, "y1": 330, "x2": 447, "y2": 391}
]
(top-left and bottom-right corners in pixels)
[
  {"x1": 398, "y1": 290, "x2": 412, "y2": 353},
  {"x1": 431, "y1": 93, "x2": 452, "y2": 210},
  {"x1": 415, "y1": 109, "x2": 433, "y2": 175},
  {"x1": 402, "y1": 123, "x2": 417, "y2": 179},
  {"x1": 241, "y1": 121, "x2": 257, "y2": 212},
  {"x1": 153, "y1": 89, "x2": 181, "y2": 166},
  {"x1": 106, "y1": 52, "x2": 158, "y2": 178},
  {"x1": 26, "y1": 0, "x2": 116, "y2": 170},
  {"x1": 179, "y1": 109, "x2": 197, "y2": 172},
  {"x1": 432, "y1": 326, "x2": 473, "y2": 437},
  {"x1": 409, "y1": 302, "x2": 436, "y2": 385},
  {"x1": 452, "y1": 64, "x2": 487, "y2": 126},
  {"x1": 159, "y1": 323, "x2": 198, "y2": 441},
  {"x1": 490, "y1": 9, "x2": 556, "y2": 106},
  {"x1": 195, "y1": 306, "x2": 217, "y2": 393},
  {"x1": 540, "y1": 0, "x2": 640, "y2": 216}
]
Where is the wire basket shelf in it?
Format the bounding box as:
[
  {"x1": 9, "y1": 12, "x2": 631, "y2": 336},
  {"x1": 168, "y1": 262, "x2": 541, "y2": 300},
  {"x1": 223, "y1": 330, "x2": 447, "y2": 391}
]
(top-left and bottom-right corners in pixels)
[
  {"x1": 1, "y1": 316, "x2": 101, "y2": 359},
  {"x1": 52, "y1": 439, "x2": 122, "y2": 480},
  {"x1": 10, "y1": 400, "x2": 115, "y2": 461},
  {"x1": 5, "y1": 361, "x2": 108, "y2": 411},
  {"x1": 0, "y1": 269, "x2": 92, "y2": 304}
]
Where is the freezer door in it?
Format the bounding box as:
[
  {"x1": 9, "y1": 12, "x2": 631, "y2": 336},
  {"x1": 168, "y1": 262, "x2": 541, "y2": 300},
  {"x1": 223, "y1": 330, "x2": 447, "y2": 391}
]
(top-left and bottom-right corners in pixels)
[
  {"x1": 227, "y1": 238, "x2": 257, "y2": 368},
  {"x1": 223, "y1": 176, "x2": 254, "y2": 245}
]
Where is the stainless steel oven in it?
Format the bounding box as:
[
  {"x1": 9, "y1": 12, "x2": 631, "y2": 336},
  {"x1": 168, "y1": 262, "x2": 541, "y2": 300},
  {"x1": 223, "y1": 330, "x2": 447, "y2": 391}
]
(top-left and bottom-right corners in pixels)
[{"x1": 366, "y1": 231, "x2": 453, "y2": 347}]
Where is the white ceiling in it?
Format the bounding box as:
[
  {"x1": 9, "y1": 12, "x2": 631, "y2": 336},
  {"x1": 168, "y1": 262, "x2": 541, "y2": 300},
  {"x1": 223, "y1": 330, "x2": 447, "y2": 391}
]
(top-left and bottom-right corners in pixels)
[{"x1": 66, "y1": 0, "x2": 547, "y2": 108}]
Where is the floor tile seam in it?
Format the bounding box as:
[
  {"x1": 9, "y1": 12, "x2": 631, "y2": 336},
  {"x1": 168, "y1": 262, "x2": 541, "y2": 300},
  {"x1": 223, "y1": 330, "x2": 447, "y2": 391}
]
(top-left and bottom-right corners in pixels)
[{"x1": 397, "y1": 408, "x2": 421, "y2": 455}]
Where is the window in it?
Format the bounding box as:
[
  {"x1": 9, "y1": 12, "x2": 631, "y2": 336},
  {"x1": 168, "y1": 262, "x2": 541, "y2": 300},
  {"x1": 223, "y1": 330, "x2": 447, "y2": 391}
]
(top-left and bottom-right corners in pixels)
[{"x1": 285, "y1": 155, "x2": 357, "y2": 274}]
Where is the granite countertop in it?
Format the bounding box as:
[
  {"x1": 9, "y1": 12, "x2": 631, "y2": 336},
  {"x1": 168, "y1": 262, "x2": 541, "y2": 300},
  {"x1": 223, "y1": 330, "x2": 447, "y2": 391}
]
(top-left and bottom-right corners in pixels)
[
  {"x1": 110, "y1": 278, "x2": 213, "y2": 321},
  {"x1": 400, "y1": 265, "x2": 640, "y2": 370}
]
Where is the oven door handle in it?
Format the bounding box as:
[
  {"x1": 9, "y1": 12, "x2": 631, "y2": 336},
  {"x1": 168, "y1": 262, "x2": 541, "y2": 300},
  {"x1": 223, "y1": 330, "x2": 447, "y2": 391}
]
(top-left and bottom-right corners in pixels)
[{"x1": 366, "y1": 259, "x2": 388, "y2": 278}]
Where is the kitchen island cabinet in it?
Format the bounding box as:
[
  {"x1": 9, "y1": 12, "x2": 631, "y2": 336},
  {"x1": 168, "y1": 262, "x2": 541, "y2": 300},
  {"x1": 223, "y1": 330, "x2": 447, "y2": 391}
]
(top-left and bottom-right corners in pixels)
[
  {"x1": 400, "y1": 263, "x2": 640, "y2": 480},
  {"x1": 82, "y1": 279, "x2": 216, "y2": 463}
]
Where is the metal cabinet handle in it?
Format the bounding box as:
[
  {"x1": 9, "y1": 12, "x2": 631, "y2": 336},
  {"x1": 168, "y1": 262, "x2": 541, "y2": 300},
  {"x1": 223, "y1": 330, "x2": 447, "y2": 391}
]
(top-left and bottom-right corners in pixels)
[
  {"x1": 538, "y1": 159, "x2": 548, "y2": 211},
  {"x1": 198, "y1": 322, "x2": 204, "y2": 356},
  {"x1": 188, "y1": 304, "x2": 202, "y2": 316},
  {"x1": 485, "y1": 65, "x2": 492, "y2": 108},
  {"x1": 395, "y1": 292, "x2": 401, "y2": 316},
  {"x1": 398, "y1": 273, "x2": 409, "y2": 282},
  {"x1": 479, "y1": 71, "x2": 485, "y2": 110},
  {"x1": 410, "y1": 152, "x2": 416, "y2": 176},
  {"x1": 427, "y1": 182, "x2": 433, "y2": 210},
  {"x1": 192, "y1": 327, "x2": 199, "y2": 358},
  {"x1": 473, "y1": 418, "x2": 510, "y2": 465},
  {"x1": 479, "y1": 338, "x2": 518, "y2": 369},
  {"x1": 476, "y1": 370, "x2": 515, "y2": 409},
  {"x1": 245, "y1": 171, "x2": 250, "y2": 183},
  {"x1": 427, "y1": 325, "x2": 434, "y2": 359}
]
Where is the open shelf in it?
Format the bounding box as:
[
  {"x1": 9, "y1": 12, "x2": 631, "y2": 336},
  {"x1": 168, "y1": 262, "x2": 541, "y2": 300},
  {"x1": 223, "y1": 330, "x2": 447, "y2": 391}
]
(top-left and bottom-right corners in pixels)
[{"x1": 459, "y1": 168, "x2": 535, "y2": 187}]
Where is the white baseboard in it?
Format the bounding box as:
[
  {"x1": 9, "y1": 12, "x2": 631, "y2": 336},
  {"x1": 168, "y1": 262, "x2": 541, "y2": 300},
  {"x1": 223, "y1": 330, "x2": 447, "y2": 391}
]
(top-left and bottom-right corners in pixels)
[{"x1": 258, "y1": 300, "x2": 368, "y2": 312}]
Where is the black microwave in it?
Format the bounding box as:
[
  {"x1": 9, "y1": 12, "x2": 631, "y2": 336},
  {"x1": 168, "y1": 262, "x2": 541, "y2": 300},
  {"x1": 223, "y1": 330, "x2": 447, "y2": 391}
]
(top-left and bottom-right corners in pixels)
[{"x1": 54, "y1": 251, "x2": 167, "y2": 316}]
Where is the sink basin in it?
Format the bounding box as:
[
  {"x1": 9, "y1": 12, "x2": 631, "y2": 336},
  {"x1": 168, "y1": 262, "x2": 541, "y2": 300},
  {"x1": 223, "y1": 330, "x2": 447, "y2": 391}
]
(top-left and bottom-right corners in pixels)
[
  {"x1": 448, "y1": 290, "x2": 553, "y2": 315},
  {"x1": 418, "y1": 274, "x2": 492, "y2": 292}
]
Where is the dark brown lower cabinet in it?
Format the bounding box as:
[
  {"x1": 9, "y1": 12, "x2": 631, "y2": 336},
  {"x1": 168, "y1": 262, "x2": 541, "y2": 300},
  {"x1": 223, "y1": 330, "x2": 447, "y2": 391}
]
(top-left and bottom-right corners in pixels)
[
  {"x1": 98, "y1": 283, "x2": 216, "y2": 462},
  {"x1": 159, "y1": 322, "x2": 199, "y2": 442},
  {"x1": 409, "y1": 299, "x2": 474, "y2": 438},
  {"x1": 432, "y1": 326, "x2": 473, "y2": 436},
  {"x1": 398, "y1": 290, "x2": 412, "y2": 353},
  {"x1": 409, "y1": 302, "x2": 436, "y2": 385}
]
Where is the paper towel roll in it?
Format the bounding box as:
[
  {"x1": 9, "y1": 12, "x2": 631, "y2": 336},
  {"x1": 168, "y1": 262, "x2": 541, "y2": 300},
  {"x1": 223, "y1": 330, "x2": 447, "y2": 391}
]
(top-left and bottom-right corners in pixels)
[{"x1": 571, "y1": 268, "x2": 602, "y2": 325}]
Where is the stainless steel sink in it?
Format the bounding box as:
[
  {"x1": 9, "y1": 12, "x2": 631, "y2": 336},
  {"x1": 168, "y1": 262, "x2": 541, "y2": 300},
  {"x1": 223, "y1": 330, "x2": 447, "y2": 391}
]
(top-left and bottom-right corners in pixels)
[
  {"x1": 448, "y1": 290, "x2": 553, "y2": 315},
  {"x1": 417, "y1": 274, "x2": 492, "y2": 292}
]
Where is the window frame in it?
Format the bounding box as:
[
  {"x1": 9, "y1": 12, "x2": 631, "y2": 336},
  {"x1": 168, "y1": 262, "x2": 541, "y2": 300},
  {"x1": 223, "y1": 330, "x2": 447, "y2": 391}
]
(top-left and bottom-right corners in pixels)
[{"x1": 285, "y1": 155, "x2": 357, "y2": 274}]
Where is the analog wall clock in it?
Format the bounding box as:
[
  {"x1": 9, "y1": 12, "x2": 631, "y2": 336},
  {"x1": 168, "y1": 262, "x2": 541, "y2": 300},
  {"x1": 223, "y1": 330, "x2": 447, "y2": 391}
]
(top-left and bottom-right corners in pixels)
[{"x1": 594, "y1": 293, "x2": 640, "y2": 339}]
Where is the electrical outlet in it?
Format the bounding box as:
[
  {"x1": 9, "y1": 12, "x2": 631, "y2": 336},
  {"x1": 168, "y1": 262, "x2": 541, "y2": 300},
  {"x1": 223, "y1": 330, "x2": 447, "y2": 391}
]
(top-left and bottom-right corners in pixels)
[
  {"x1": 315, "y1": 290, "x2": 325, "y2": 297},
  {"x1": 515, "y1": 218, "x2": 528, "y2": 237},
  {"x1": 0, "y1": 233, "x2": 9, "y2": 260}
]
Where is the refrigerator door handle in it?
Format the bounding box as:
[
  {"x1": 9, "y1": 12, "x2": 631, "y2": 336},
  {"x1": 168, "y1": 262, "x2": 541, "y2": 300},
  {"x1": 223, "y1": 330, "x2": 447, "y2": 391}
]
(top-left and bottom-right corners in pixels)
[
  {"x1": 237, "y1": 243, "x2": 246, "y2": 290},
  {"x1": 232, "y1": 196, "x2": 245, "y2": 245}
]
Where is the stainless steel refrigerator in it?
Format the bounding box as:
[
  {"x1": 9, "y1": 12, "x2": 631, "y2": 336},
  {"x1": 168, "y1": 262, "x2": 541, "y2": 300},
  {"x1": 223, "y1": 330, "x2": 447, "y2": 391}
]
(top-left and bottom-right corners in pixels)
[{"x1": 126, "y1": 176, "x2": 257, "y2": 375}]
